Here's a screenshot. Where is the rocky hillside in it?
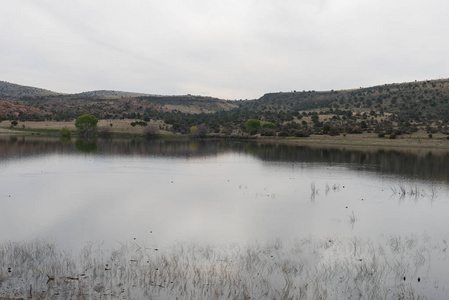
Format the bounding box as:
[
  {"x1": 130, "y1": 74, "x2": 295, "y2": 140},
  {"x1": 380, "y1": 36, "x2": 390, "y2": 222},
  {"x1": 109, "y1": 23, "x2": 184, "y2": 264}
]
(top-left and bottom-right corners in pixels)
[
  {"x1": 1, "y1": 79, "x2": 449, "y2": 131},
  {"x1": 0, "y1": 101, "x2": 47, "y2": 120},
  {"x1": 0, "y1": 81, "x2": 238, "y2": 120},
  {"x1": 239, "y1": 79, "x2": 449, "y2": 121}
]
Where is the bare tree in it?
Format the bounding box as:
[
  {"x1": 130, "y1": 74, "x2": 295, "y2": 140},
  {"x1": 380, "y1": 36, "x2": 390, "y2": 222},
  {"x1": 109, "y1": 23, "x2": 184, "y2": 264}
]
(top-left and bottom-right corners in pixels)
[
  {"x1": 143, "y1": 124, "x2": 160, "y2": 139},
  {"x1": 197, "y1": 124, "x2": 210, "y2": 138}
]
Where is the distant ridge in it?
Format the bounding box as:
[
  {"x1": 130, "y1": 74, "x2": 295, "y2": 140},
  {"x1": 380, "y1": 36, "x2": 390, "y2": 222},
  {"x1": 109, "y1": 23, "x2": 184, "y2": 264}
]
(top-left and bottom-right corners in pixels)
[
  {"x1": 0, "y1": 81, "x2": 206, "y2": 99},
  {"x1": 2, "y1": 78, "x2": 449, "y2": 123},
  {"x1": 0, "y1": 81, "x2": 152, "y2": 99},
  {"x1": 75, "y1": 90, "x2": 153, "y2": 98},
  {"x1": 0, "y1": 81, "x2": 60, "y2": 98}
]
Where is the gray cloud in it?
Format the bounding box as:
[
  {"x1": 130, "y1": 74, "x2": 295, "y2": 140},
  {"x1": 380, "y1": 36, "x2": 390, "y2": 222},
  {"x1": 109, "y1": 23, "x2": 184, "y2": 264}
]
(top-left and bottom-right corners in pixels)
[{"x1": 1, "y1": 0, "x2": 448, "y2": 99}]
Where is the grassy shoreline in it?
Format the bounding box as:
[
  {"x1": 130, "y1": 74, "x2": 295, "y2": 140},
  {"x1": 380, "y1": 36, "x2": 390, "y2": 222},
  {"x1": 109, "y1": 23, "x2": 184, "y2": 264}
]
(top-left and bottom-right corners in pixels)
[
  {"x1": 257, "y1": 132, "x2": 449, "y2": 150},
  {"x1": 1, "y1": 121, "x2": 449, "y2": 150}
]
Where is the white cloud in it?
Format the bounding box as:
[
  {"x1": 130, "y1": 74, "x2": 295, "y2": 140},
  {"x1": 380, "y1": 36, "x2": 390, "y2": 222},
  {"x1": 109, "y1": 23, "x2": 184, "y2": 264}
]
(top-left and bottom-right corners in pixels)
[{"x1": 0, "y1": 0, "x2": 448, "y2": 99}]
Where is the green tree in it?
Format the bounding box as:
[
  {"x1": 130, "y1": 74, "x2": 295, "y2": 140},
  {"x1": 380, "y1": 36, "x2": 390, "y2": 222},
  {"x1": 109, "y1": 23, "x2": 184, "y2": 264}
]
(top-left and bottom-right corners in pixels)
[
  {"x1": 190, "y1": 126, "x2": 199, "y2": 135},
  {"x1": 261, "y1": 122, "x2": 276, "y2": 129},
  {"x1": 75, "y1": 114, "x2": 98, "y2": 137},
  {"x1": 245, "y1": 119, "x2": 261, "y2": 135}
]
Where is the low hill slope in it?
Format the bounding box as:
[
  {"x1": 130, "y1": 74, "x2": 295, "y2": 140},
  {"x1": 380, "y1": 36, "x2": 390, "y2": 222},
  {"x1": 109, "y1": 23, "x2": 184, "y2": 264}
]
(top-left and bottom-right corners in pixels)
[
  {"x1": 0, "y1": 81, "x2": 238, "y2": 120},
  {"x1": 0, "y1": 81, "x2": 60, "y2": 98},
  {"x1": 75, "y1": 90, "x2": 152, "y2": 98}
]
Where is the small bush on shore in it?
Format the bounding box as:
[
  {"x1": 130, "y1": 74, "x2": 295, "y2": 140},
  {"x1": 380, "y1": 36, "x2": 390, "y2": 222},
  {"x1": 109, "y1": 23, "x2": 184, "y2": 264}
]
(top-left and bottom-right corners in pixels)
[
  {"x1": 59, "y1": 127, "x2": 72, "y2": 138},
  {"x1": 260, "y1": 128, "x2": 276, "y2": 136},
  {"x1": 295, "y1": 129, "x2": 311, "y2": 137},
  {"x1": 278, "y1": 131, "x2": 289, "y2": 137}
]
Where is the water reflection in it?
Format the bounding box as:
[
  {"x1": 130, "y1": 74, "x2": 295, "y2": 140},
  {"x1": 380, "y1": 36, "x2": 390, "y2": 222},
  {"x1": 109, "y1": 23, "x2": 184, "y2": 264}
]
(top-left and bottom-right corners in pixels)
[
  {"x1": 0, "y1": 136, "x2": 449, "y2": 181},
  {"x1": 59, "y1": 136, "x2": 72, "y2": 145},
  {"x1": 75, "y1": 138, "x2": 98, "y2": 153},
  {"x1": 1, "y1": 135, "x2": 449, "y2": 299}
]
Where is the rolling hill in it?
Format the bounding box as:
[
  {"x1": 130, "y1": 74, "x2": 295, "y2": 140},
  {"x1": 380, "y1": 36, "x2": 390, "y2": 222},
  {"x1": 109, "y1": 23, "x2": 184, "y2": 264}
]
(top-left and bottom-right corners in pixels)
[
  {"x1": 0, "y1": 81, "x2": 61, "y2": 98},
  {"x1": 238, "y1": 79, "x2": 449, "y2": 121},
  {"x1": 1, "y1": 79, "x2": 448, "y2": 137},
  {"x1": 0, "y1": 81, "x2": 238, "y2": 120}
]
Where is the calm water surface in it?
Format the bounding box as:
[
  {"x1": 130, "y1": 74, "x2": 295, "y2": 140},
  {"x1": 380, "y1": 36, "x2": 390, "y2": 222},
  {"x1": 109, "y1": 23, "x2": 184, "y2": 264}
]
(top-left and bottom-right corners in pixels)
[
  {"x1": 2, "y1": 136, "x2": 449, "y2": 298},
  {"x1": 1, "y1": 136, "x2": 448, "y2": 249}
]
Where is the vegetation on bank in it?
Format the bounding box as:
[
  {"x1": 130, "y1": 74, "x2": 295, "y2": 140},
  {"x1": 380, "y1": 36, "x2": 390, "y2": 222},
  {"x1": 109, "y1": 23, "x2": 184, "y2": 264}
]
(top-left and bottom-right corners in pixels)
[{"x1": 1, "y1": 79, "x2": 449, "y2": 142}]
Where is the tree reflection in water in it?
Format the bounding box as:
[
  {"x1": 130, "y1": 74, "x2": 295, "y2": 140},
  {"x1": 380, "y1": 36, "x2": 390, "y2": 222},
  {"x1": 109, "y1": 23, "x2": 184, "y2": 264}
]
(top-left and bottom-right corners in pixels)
[{"x1": 0, "y1": 136, "x2": 448, "y2": 182}]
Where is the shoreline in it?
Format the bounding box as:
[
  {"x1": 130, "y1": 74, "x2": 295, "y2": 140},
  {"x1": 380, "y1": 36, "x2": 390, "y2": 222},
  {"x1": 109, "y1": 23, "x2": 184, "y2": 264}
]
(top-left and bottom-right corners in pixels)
[
  {"x1": 1, "y1": 124, "x2": 449, "y2": 150},
  {"x1": 256, "y1": 133, "x2": 449, "y2": 150}
]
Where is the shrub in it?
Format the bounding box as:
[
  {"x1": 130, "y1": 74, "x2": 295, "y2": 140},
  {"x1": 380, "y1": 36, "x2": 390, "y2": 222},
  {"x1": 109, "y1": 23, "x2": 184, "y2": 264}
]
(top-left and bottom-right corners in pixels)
[
  {"x1": 197, "y1": 124, "x2": 210, "y2": 138},
  {"x1": 389, "y1": 133, "x2": 397, "y2": 139},
  {"x1": 278, "y1": 131, "x2": 289, "y2": 137},
  {"x1": 260, "y1": 128, "x2": 276, "y2": 136},
  {"x1": 346, "y1": 125, "x2": 363, "y2": 134},
  {"x1": 394, "y1": 128, "x2": 405, "y2": 135},
  {"x1": 245, "y1": 119, "x2": 261, "y2": 134},
  {"x1": 59, "y1": 127, "x2": 72, "y2": 138},
  {"x1": 219, "y1": 127, "x2": 232, "y2": 135},
  {"x1": 295, "y1": 129, "x2": 311, "y2": 137},
  {"x1": 190, "y1": 126, "x2": 198, "y2": 135},
  {"x1": 261, "y1": 122, "x2": 276, "y2": 129},
  {"x1": 131, "y1": 121, "x2": 147, "y2": 127},
  {"x1": 329, "y1": 127, "x2": 340, "y2": 136}
]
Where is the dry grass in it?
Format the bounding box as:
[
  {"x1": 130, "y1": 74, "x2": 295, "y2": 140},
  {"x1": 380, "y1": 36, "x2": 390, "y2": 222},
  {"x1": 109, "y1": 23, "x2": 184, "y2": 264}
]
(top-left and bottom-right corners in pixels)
[
  {"x1": 0, "y1": 119, "x2": 173, "y2": 135},
  {"x1": 1, "y1": 120, "x2": 448, "y2": 149},
  {"x1": 263, "y1": 130, "x2": 449, "y2": 149}
]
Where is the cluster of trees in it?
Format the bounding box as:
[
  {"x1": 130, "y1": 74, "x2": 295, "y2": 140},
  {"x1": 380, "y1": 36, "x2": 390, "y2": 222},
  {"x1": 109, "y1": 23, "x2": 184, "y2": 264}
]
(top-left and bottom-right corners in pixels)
[
  {"x1": 62, "y1": 114, "x2": 161, "y2": 140},
  {"x1": 62, "y1": 107, "x2": 448, "y2": 141}
]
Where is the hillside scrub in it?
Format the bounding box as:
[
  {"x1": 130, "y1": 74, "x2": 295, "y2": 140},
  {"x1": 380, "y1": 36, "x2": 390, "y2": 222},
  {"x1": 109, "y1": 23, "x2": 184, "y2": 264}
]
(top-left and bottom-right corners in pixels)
[{"x1": 1, "y1": 79, "x2": 449, "y2": 139}]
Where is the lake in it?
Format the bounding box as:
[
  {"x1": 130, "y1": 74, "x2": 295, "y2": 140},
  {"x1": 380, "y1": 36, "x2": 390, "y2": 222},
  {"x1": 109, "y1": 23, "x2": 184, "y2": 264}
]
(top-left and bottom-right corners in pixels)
[{"x1": 1, "y1": 136, "x2": 449, "y2": 299}]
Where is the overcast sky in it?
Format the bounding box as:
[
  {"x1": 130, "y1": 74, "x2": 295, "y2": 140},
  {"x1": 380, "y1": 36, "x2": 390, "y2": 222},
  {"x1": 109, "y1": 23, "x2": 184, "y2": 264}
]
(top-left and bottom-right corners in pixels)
[{"x1": 1, "y1": 0, "x2": 448, "y2": 99}]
